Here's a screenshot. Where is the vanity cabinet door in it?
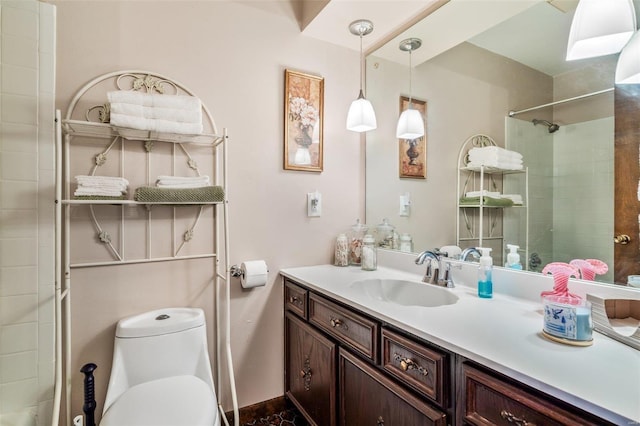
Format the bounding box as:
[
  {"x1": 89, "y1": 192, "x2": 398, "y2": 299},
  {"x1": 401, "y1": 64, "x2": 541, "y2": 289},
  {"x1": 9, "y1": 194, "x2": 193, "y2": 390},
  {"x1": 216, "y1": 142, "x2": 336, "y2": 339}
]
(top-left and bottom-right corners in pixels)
[
  {"x1": 285, "y1": 312, "x2": 336, "y2": 426},
  {"x1": 339, "y1": 348, "x2": 447, "y2": 426}
]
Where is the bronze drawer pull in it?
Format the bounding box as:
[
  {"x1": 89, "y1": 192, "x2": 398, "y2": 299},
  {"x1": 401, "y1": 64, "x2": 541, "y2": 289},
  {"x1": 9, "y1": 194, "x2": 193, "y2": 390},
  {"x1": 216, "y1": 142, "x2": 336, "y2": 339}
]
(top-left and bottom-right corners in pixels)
[
  {"x1": 376, "y1": 416, "x2": 384, "y2": 425},
  {"x1": 300, "y1": 357, "x2": 312, "y2": 391},
  {"x1": 500, "y1": 410, "x2": 535, "y2": 426},
  {"x1": 393, "y1": 353, "x2": 428, "y2": 376},
  {"x1": 288, "y1": 295, "x2": 303, "y2": 307},
  {"x1": 330, "y1": 317, "x2": 348, "y2": 330}
]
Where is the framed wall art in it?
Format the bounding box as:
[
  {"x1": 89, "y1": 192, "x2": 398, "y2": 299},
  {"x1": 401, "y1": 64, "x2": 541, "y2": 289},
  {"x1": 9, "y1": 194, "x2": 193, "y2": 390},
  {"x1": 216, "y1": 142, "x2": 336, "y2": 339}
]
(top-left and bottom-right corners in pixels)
[
  {"x1": 284, "y1": 69, "x2": 324, "y2": 172},
  {"x1": 398, "y1": 96, "x2": 427, "y2": 179}
]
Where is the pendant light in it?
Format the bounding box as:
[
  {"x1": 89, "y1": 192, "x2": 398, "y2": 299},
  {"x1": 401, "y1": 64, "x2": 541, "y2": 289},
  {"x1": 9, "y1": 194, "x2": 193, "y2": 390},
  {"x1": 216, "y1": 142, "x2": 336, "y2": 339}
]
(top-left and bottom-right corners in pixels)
[
  {"x1": 346, "y1": 19, "x2": 377, "y2": 133},
  {"x1": 396, "y1": 38, "x2": 424, "y2": 140},
  {"x1": 566, "y1": 0, "x2": 636, "y2": 61},
  {"x1": 616, "y1": 29, "x2": 640, "y2": 84}
]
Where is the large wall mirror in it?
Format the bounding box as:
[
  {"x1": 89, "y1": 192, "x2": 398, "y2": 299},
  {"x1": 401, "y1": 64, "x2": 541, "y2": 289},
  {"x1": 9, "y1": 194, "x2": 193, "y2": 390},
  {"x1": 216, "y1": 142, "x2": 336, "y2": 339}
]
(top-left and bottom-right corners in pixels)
[{"x1": 365, "y1": 0, "x2": 640, "y2": 289}]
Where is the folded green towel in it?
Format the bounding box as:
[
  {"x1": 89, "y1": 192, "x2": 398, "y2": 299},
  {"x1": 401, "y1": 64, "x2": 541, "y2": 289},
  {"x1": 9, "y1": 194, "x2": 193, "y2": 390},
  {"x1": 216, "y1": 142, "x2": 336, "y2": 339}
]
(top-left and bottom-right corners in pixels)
[
  {"x1": 459, "y1": 196, "x2": 514, "y2": 207},
  {"x1": 73, "y1": 195, "x2": 128, "y2": 201},
  {"x1": 134, "y1": 186, "x2": 225, "y2": 204}
]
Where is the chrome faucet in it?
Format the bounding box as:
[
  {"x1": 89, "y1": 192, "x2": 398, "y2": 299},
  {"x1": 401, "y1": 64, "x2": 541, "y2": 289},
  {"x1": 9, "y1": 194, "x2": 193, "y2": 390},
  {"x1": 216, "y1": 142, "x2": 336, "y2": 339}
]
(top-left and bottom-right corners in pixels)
[
  {"x1": 415, "y1": 250, "x2": 455, "y2": 287},
  {"x1": 460, "y1": 247, "x2": 481, "y2": 262}
]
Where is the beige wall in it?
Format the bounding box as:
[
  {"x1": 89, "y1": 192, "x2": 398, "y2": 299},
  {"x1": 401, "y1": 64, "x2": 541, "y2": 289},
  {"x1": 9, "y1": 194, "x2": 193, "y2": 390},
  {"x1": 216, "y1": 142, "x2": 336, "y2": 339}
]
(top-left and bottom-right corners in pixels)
[{"x1": 53, "y1": 0, "x2": 364, "y2": 421}]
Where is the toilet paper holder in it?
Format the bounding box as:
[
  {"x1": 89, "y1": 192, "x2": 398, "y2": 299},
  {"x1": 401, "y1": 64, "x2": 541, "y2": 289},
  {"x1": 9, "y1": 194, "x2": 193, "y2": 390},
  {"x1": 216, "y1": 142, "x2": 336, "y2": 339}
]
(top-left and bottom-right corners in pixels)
[{"x1": 229, "y1": 264, "x2": 243, "y2": 278}]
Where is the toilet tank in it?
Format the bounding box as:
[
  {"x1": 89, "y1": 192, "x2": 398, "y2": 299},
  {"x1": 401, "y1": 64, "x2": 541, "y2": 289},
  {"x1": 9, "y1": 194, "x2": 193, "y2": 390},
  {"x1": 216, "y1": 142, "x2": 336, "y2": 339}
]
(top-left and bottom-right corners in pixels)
[{"x1": 104, "y1": 308, "x2": 214, "y2": 413}]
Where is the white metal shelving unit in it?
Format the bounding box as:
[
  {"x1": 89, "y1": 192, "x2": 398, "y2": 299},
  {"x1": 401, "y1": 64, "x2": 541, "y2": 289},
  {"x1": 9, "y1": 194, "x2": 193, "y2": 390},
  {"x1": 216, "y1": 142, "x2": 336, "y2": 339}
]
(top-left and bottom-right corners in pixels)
[
  {"x1": 456, "y1": 134, "x2": 529, "y2": 268},
  {"x1": 53, "y1": 70, "x2": 239, "y2": 426}
]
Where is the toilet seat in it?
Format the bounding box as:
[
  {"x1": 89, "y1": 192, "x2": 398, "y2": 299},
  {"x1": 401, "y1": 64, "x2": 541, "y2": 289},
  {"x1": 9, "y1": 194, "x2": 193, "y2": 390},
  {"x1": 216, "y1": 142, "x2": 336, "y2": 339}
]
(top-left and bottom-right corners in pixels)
[{"x1": 100, "y1": 375, "x2": 219, "y2": 426}]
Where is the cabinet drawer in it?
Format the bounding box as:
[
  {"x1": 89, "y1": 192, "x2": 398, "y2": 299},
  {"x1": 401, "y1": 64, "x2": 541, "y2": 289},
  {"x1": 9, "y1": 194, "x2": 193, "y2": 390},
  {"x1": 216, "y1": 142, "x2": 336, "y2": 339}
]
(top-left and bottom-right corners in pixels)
[
  {"x1": 339, "y1": 348, "x2": 447, "y2": 426},
  {"x1": 382, "y1": 327, "x2": 448, "y2": 407},
  {"x1": 463, "y1": 364, "x2": 610, "y2": 426},
  {"x1": 309, "y1": 293, "x2": 378, "y2": 362},
  {"x1": 284, "y1": 280, "x2": 308, "y2": 319}
]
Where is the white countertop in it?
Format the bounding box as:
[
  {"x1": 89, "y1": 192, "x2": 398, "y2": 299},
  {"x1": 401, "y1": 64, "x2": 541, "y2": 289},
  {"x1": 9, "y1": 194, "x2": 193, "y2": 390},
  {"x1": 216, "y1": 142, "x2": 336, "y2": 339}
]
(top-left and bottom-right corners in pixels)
[{"x1": 280, "y1": 262, "x2": 640, "y2": 425}]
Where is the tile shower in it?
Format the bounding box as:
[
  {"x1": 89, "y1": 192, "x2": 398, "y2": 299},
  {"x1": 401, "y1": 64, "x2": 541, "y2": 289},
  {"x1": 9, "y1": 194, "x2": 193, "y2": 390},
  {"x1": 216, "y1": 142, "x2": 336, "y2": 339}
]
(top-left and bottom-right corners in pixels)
[
  {"x1": 0, "y1": 1, "x2": 56, "y2": 425},
  {"x1": 506, "y1": 116, "x2": 614, "y2": 281}
]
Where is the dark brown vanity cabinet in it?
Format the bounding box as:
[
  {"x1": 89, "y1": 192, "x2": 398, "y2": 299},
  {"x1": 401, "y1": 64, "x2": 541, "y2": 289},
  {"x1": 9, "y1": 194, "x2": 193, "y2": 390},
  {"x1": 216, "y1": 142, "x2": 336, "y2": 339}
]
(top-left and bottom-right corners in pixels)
[
  {"x1": 283, "y1": 277, "x2": 616, "y2": 426},
  {"x1": 284, "y1": 278, "x2": 448, "y2": 426}
]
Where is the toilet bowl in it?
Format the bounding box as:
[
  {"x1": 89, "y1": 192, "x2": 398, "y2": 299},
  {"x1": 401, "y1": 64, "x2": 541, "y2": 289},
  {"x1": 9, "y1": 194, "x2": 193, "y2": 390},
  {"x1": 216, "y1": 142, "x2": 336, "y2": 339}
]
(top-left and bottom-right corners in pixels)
[{"x1": 100, "y1": 307, "x2": 220, "y2": 426}]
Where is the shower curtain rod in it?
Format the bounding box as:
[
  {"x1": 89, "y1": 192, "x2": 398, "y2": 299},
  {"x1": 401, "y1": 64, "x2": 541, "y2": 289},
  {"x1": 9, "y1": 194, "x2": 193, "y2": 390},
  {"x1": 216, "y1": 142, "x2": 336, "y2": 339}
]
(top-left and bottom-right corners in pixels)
[{"x1": 508, "y1": 87, "x2": 614, "y2": 117}]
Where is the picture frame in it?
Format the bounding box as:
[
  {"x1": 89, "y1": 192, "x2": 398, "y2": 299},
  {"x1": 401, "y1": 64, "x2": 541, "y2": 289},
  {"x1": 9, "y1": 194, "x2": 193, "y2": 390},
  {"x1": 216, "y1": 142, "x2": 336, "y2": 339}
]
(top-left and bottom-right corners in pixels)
[
  {"x1": 398, "y1": 96, "x2": 427, "y2": 179},
  {"x1": 284, "y1": 69, "x2": 324, "y2": 172}
]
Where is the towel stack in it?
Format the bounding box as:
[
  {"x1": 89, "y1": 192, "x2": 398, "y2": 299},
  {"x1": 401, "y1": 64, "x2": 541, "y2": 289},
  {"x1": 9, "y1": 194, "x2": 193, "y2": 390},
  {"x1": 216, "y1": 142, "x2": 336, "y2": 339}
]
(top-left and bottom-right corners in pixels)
[
  {"x1": 467, "y1": 146, "x2": 523, "y2": 170},
  {"x1": 462, "y1": 190, "x2": 523, "y2": 206},
  {"x1": 108, "y1": 91, "x2": 203, "y2": 135},
  {"x1": 74, "y1": 175, "x2": 129, "y2": 197},
  {"x1": 155, "y1": 175, "x2": 210, "y2": 189}
]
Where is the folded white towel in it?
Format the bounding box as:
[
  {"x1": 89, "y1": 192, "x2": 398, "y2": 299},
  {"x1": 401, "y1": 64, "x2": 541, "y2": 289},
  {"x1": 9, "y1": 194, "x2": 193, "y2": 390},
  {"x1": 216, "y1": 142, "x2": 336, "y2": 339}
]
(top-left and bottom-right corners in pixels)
[
  {"x1": 75, "y1": 175, "x2": 129, "y2": 185},
  {"x1": 107, "y1": 91, "x2": 202, "y2": 111},
  {"x1": 469, "y1": 146, "x2": 523, "y2": 161},
  {"x1": 467, "y1": 160, "x2": 523, "y2": 171},
  {"x1": 74, "y1": 187, "x2": 126, "y2": 197},
  {"x1": 110, "y1": 102, "x2": 202, "y2": 124},
  {"x1": 110, "y1": 113, "x2": 203, "y2": 135},
  {"x1": 465, "y1": 190, "x2": 501, "y2": 198}
]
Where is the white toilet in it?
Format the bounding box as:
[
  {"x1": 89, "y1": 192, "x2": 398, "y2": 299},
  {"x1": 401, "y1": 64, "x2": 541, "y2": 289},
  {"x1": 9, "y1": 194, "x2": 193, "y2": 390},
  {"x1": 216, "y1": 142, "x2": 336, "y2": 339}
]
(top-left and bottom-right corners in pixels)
[{"x1": 100, "y1": 307, "x2": 220, "y2": 426}]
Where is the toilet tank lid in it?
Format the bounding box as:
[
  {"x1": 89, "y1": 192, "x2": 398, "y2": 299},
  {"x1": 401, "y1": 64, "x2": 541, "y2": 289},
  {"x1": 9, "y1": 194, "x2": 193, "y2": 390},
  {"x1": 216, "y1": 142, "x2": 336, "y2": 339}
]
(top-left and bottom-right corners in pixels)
[{"x1": 116, "y1": 307, "x2": 205, "y2": 338}]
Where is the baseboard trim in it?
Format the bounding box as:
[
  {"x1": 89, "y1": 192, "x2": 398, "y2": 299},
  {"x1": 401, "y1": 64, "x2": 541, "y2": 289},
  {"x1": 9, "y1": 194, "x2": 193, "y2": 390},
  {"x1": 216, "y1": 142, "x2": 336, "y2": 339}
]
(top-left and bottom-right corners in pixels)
[{"x1": 224, "y1": 395, "x2": 290, "y2": 425}]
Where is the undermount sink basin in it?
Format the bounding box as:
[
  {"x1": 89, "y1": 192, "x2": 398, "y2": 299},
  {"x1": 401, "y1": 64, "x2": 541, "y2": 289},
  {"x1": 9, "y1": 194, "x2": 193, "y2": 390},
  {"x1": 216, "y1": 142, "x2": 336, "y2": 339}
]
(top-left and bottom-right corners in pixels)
[{"x1": 350, "y1": 279, "x2": 459, "y2": 308}]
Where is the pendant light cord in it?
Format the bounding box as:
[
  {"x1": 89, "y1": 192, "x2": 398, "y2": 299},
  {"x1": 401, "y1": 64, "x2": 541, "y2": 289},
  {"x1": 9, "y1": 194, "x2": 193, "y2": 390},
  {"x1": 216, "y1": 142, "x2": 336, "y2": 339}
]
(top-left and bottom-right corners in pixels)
[
  {"x1": 408, "y1": 49, "x2": 413, "y2": 105},
  {"x1": 359, "y1": 32, "x2": 365, "y2": 98}
]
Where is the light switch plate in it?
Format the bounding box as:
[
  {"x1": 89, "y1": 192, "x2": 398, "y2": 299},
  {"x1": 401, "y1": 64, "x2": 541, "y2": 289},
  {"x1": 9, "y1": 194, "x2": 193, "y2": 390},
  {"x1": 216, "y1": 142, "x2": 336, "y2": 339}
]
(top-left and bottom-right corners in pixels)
[{"x1": 307, "y1": 192, "x2": 321, "y2": 217}]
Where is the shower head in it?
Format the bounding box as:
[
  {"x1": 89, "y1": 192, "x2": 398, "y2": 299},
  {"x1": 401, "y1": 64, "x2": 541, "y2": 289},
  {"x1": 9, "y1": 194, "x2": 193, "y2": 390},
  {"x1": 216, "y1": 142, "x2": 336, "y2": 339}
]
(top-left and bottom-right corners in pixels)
[{"x1": 532, "y1": 118, "x2": 560, "y2": 133}]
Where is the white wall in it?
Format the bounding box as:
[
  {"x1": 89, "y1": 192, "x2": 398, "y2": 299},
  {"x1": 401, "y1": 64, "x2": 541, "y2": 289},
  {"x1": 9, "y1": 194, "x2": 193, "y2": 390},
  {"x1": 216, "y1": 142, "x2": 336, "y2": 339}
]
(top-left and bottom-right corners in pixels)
[
  {"x1": 0, "y1": 1, "x2": 56, "y2": 425},
  {"x1": 53, "y1": 0, "x2": 364, "y2": 422}
]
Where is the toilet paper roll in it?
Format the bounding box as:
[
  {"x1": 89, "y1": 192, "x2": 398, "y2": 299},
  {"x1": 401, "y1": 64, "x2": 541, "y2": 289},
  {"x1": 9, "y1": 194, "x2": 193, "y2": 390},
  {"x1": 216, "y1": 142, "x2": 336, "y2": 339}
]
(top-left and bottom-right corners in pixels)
[{"x1": 240, "y1": 260, "x2": 268, "y2": 288}]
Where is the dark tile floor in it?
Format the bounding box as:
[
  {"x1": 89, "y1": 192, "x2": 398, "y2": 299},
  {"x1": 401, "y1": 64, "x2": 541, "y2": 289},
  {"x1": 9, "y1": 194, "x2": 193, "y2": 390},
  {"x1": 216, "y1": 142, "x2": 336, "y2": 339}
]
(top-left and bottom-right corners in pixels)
[{"x1": 241, "y1": 408, "x2": 309, "y2": 426}]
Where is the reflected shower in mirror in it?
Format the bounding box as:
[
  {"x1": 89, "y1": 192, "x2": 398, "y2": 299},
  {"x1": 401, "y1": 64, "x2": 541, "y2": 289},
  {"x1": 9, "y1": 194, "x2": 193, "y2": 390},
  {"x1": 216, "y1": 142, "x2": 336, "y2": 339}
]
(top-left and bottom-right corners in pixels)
[{"x1": 365, "y1": 1, "x2": 638, "y2": 288}]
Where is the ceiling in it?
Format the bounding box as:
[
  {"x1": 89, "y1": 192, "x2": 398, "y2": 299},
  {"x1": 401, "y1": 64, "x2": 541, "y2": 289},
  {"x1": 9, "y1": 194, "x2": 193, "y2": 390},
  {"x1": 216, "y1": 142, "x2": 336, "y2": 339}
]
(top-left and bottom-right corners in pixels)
[{"x1": 301, "y1": 0, "x2": 640, "y2": 77}]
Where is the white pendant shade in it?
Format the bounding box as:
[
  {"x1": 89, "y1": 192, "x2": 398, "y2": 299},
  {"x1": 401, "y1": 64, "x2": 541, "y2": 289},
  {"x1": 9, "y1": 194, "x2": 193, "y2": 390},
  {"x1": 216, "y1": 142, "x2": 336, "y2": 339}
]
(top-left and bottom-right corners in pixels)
[
  {"x1": 346, "y1": 97, "x2": 377, "y2": 132},
  {"x1": 566, "y1": 0, "x2": 636, "y2": 61},
  {"x1": 396, "y1": 108, "x2": 424, "y2": 140},
  {"x1": 616, "y1": 30, "x2": 640, "y2": 84}
]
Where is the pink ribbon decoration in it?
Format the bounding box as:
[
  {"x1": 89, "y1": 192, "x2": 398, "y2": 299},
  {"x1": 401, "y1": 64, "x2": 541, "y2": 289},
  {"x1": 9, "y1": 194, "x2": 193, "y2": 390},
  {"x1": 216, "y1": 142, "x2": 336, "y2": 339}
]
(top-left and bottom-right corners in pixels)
[
  {"x1": 569, "y1": 259, "x2": 609, "y2": 281},
  {"x1": 540, "y1": 262, "x2": 582, "y2": 302}
]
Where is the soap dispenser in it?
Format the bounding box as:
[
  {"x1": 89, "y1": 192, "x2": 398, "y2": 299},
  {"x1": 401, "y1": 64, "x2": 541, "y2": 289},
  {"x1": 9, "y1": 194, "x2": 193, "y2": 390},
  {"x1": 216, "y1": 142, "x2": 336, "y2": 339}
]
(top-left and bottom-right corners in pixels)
[
  {"x1": 478, "y1": 247, "x2": 493, "y2": 299},
  {"x1": 505, "y1": 244, "x2": 522, "y2": 270}
]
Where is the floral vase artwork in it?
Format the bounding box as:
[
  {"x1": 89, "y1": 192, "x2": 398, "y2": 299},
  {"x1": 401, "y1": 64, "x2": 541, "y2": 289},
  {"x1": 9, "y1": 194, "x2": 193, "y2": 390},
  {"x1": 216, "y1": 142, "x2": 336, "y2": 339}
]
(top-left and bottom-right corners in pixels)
[
  {"x1": 405, "y1": 139, "x2": 420, "y2": 165},
  {"x1": 289, "y1": 96, "x2": 318, "y2": 166}
]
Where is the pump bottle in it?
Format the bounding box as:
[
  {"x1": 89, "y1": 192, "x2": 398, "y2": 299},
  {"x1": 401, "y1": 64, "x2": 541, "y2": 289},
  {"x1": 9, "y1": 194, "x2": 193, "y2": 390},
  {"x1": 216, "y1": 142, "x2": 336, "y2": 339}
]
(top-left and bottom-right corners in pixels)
[
  {"x1": 505, "y1": 244, "x2": 522, "y2": 270},
  {"x1": 477, "y1": 247, "x2": 493, "y2": 299}
]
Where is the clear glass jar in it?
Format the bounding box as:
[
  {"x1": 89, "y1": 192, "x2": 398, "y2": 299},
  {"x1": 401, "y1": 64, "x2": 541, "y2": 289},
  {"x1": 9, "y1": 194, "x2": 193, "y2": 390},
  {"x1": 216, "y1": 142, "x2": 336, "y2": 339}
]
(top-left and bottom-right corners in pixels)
[
  {"x1": 376, "y1": 218, "x2": 395, "y2": 249},
  {"x1": 334, "y1": 233, "x2": 349, "y2": 267},
  {"x1": 361, "y1": 234, "x2": 377, "y2": 271},
  {"x1": 348, "y1": 219, "x2": 368, "y2": 266},
  {"x1": 399, "y1": 233, "x2": 413, "y2": 253}
]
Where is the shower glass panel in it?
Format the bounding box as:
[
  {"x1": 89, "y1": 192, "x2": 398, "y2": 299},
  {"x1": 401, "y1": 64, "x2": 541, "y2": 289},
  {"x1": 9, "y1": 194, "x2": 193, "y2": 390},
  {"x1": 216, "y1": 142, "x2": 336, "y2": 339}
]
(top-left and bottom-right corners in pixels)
[{"x1": 505, "y1": 117, "x2": 614, "y2": 281}]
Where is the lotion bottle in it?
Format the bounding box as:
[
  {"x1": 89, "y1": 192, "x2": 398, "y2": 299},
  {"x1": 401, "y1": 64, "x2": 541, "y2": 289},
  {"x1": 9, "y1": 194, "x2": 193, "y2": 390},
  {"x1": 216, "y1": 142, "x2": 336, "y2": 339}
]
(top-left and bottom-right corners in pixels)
[
  {"x1": 477, "y1": 247, "x2": 493, "y2": 299},
  {"x1": 504, "y1": 244, "x2": 522, "y2": 270}
]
